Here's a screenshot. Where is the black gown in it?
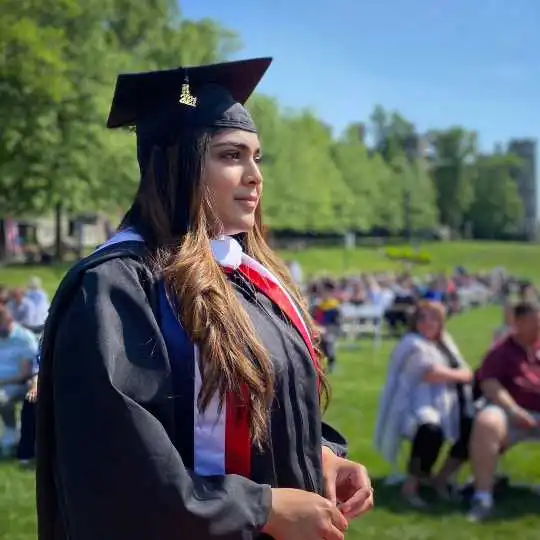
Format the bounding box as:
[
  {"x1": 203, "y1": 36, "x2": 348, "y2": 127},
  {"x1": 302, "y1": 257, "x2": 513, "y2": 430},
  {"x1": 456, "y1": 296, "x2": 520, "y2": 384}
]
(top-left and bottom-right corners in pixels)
[{"x1": 36, "y1": 240, "x2": 347, "y2": 540}]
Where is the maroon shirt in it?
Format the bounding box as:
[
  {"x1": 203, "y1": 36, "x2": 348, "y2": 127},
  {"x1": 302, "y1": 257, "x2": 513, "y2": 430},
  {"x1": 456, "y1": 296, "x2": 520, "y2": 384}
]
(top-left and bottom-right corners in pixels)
[{"x1": 477, "y1": 335, "x2": 540, "y2": 412}]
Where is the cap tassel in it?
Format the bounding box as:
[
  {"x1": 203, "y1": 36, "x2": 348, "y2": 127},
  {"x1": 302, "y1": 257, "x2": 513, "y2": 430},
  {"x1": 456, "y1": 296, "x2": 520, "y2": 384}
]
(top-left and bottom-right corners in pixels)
[{"x1": 179, "y1": 73, "x2": 197, "y2": 107}]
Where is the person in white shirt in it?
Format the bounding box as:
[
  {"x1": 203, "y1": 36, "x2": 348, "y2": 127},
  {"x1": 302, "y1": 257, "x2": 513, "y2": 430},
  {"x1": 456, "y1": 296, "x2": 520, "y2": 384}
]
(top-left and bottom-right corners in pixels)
[
  {"x1": 6, "y1": 287, "x2": 36, "y2": 328},
  {"x1": 0, "y1": 305, "x2": 38, "y2": 454},
  {"x1": 25, "y1": 276, "x2": 50, "y2": 328}
]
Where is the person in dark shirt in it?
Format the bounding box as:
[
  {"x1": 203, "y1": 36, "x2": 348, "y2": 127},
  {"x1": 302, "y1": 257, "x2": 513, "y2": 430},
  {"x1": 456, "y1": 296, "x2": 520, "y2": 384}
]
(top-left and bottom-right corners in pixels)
[
  {"x1": 313, "y1": 280, "x2": 341, "y2": 373},
  {"x1": 467, "y1": 301, "x2": 540, "y2": 522}
]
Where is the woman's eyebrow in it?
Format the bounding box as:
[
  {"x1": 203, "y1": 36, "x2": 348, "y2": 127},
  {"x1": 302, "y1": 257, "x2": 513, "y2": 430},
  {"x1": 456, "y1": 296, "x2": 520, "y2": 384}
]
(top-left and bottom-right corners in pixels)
[{"x1": 212, "y1": 141, "x2": 261, "y2": 153}]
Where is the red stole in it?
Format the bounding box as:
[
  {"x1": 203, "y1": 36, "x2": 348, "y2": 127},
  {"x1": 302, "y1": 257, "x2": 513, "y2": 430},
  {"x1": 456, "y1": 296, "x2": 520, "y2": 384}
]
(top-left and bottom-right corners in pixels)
[{"x1": 222, "y1": 262, "x2": 320, "y2": 478}]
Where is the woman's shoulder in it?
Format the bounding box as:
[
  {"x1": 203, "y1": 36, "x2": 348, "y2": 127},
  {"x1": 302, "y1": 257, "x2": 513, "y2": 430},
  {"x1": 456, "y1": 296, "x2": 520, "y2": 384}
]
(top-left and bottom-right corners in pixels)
[
  {"x1": 49, "y1": 242, "x2": 155, "y2": 322},
  {"x1": 82, "y1": 242, "x2": 154, "y2": 284},
  {"x1": 76, "y1": 240, "x2": 151, "y2": 282},
  {"x1": 397, "y1": 333, "x2": 442, "y2": 360},
  {"x1": 397, "y1": 332, "x2": 427, "y2": 352}
]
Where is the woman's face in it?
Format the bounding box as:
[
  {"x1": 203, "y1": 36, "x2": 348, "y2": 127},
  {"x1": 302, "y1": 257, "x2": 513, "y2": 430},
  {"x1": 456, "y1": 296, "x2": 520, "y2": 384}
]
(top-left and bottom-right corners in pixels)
[
  {"x1": 204, "y1": 129, "x2": 263, "y2": 236},
  {"x1": 417, "y1": 308, "x2": 443, "y2": 341}
]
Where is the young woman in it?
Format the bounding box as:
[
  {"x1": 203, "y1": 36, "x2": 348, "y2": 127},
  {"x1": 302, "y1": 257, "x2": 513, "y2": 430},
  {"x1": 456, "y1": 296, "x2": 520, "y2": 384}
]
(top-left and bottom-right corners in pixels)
[{"x1": 36, "y1": 58, "x2": 373, "y2": 540}]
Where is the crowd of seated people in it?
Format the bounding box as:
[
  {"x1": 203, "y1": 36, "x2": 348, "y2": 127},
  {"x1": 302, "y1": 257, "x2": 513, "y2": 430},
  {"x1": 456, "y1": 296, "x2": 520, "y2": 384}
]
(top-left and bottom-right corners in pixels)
[
  {"x1": 0, "y1": 277, "x2": 49, "y2": 332},
  {"x1": 305, "y1": 268, "x2": 503, "y2": 341},
  {"x1": 298, "y1": 268, "x2": 506, "y2": 382},
  {"x1": 375, "y1": 298, "x2": 540, "y2": 522},
  {"x1": 0, "y1": 277, "x2": 49, "y2": 461}
]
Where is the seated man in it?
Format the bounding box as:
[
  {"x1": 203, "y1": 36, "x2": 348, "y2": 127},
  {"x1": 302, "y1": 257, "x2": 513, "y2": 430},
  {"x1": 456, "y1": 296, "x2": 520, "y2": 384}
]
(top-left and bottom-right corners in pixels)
[
  {"x1": 467, "y1": 301, "x2": 540, "y2": 522},
  {"x1": 0, "y1": 305, "x2": 38, "y2": 455}
]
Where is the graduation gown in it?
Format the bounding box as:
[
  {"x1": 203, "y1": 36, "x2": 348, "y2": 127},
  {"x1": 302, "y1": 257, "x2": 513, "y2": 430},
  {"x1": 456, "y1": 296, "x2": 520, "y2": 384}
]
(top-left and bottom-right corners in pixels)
[{"x1": 36, "y1": 237, "x2": 347, "y2": 540}]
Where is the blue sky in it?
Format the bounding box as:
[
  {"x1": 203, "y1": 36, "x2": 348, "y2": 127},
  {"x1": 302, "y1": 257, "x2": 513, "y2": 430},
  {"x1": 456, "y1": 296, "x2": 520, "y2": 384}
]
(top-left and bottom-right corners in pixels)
[{"x1": 181, "y1": 0, "x2": 540, "y2": 151}]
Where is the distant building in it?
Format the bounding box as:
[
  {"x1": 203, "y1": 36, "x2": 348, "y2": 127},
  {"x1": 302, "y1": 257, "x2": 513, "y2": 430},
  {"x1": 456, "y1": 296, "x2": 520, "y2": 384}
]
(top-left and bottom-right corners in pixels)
[
  {"x1": 508, "y1": 138, "x2": 538, "y2": 241},
  {"x1": 0, "y1": 213, "x2": 109, "y2": 263}
]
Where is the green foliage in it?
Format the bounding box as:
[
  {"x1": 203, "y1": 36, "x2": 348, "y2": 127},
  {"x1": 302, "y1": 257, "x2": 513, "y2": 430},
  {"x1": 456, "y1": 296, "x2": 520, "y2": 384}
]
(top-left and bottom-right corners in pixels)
[
  {"x1": 0, "y1": 0, "x2": 240, "y2": 218},
  {"x1": 430, "y1": 127, "x2": 477, "y2": 232},
  {"x1": 331, "y1": 125, "x2": 380, "y2": 231},
  {"x1": 0, "y1": 3, "x2": 529, "y2": 242},
  {"x1": 468, "y1": 152, "x2": 524, "y2": 238}
]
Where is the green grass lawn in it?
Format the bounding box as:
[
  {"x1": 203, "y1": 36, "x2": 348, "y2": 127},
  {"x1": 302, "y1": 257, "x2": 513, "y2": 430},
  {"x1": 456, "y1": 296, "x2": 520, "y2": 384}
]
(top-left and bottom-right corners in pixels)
[
  {"x1": 2, "y1": 240, "x2": 540, "y2": 297},
  {"x1": 282, "y1": 240, "x2": 540, "y2": 278},
  {"x1": 1, "y1": 306, "x2": 539, "y2": 539},
  {"x1": 0, "y1": 264, "x2": 70, "y2": 298},
  {"x1": 1, "y1": 242, "x2": 540, "y2": 539}
]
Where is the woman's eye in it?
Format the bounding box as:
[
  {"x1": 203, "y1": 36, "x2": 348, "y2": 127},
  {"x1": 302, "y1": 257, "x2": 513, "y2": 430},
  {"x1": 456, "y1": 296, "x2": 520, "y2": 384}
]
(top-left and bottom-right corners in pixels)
[
  {"x1": 222, "y1": 151, "x2": 241, "y2": 161},
  {"x1": 254, "y1": 154, "x2": 263, "y2": 164}
]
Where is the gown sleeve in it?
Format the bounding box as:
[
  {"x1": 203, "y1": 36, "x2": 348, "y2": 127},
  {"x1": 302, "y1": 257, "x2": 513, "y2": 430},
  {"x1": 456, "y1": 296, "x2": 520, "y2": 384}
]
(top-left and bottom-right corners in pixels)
[
  {"x1": 51, "y1": 260, "x2": 271, "y2": 540},
  {"x1": 321, "y1": 421, "x2": 348, "y2": 458}
]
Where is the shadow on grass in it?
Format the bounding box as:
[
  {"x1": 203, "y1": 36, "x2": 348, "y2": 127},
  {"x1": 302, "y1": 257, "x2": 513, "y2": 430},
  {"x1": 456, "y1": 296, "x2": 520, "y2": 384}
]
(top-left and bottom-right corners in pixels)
[{"x1": 371, "y1": 476, "x2": 540, "y2": 522}]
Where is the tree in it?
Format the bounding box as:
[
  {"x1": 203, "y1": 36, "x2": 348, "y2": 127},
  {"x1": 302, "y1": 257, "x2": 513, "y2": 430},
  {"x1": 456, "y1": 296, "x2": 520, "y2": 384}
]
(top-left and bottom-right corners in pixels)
[
  {"x1": 278, "y1": 111, "x2": 353, "y2": 232},
  {"x1": 0, "y1": 0, "x2": 240, "y2": 257},
  {"x1": 369, "y1": 154, "x2": 405, "y2": 234},
  {"x1": 369, "y1": 106, "x2": 415, "y2": 162},
  {"x1": 468, "y1": 153, "x2": 524, "y2": 239},
  {"x1": 331, "y1": 125, "x2": 377, "y2": 231},
  {"x1": 429, "y1": 127, "x2": 477, "y2": 233},
  {"x1": 0, "y1": 2, "x2": 530, "y2": 243}
]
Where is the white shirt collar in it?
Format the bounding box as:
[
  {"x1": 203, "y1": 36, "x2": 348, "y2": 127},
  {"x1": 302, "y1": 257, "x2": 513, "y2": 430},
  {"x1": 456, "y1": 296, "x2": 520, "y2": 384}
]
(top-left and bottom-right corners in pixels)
[
  {"x1": 97, "y1": 229, "x2": 243, "y2": 270},
  {"x1": 210, "y1": 236, "x2": 243, "y2": 269}
]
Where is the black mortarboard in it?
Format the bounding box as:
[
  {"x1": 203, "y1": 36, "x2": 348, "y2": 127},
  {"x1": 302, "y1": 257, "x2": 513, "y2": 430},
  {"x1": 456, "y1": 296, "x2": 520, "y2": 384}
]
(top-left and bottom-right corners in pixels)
[{"x1": 106, "y1": 57, "x2": 272, "y2": 138}]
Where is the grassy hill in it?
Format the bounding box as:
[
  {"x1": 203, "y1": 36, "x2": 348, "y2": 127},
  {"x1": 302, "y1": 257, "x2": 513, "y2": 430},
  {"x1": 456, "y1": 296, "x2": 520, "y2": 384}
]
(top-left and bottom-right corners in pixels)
[
  {"x1": 2, "y1": 240, "x2": 540, "y2": 297},
  {"x1": 281, "y1": 240, "x2": 540, "y2": 278}
]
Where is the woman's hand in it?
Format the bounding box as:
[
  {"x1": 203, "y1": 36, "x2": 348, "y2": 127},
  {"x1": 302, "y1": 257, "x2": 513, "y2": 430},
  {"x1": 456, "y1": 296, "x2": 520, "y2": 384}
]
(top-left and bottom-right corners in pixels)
[
  {"x1": 455, "y1": 368, "x2": 473, "y2": 384},
  {"x1": 424, "y1": 365, "x2": 473, "y2": 385},
  {"x1": 261, "y1": 487, "x2": 348, "y2": 540},
  {"x1": 26, "y1": 387, "x2": 38, "y2": 402},
  {"x1": 321, "y1": 447, "x2": 374, "y2": 521}
]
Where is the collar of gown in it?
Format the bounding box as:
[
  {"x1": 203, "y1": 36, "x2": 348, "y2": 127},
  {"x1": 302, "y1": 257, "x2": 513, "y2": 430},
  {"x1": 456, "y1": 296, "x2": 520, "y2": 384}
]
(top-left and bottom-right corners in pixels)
[
  {"x1": 97, "y1": 229, "x2": 244, "y2": 270},
  {"x1": 97, "y1": 228, "x2": 310, "y2": 337}
]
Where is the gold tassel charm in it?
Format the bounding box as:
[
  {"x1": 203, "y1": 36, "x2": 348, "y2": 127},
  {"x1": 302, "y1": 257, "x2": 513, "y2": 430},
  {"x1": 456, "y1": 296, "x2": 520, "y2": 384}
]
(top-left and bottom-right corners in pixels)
[{"x1": 179, "y1": 73, "x2": 197, "y2": 107}]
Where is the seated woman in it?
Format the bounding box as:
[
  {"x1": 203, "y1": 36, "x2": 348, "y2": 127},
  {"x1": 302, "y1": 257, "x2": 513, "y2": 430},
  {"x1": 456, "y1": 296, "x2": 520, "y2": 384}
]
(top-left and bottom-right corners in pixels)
[{"x1": 375, "y1": 300, "x2": 474, "y2": 507}]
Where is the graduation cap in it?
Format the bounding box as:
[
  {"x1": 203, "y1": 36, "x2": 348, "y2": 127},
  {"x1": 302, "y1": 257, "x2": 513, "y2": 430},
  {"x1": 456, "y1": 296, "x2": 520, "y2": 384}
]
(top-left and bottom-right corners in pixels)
[{"x1": 106, "y1": 57, "x2": 272, "y2": 136}]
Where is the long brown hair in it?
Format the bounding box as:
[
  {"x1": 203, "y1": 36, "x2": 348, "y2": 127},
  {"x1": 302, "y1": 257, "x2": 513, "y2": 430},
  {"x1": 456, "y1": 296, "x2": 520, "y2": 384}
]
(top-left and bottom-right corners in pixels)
[{"x1": 121, "y1": 127, "x2": 328, "y2": 447}]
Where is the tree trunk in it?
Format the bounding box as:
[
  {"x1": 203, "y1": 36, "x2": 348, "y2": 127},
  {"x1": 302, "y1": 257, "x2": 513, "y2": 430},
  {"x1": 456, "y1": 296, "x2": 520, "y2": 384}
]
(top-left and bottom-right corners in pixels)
[{"x1": 54, "y1": 202, "x2": 64, "y2": 261}]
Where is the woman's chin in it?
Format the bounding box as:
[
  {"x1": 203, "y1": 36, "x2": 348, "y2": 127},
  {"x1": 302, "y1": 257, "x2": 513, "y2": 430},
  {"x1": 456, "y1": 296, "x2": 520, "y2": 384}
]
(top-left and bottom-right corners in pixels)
[{"x1": 223, "y1": 216, "x2": 256, "y2": 236}]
